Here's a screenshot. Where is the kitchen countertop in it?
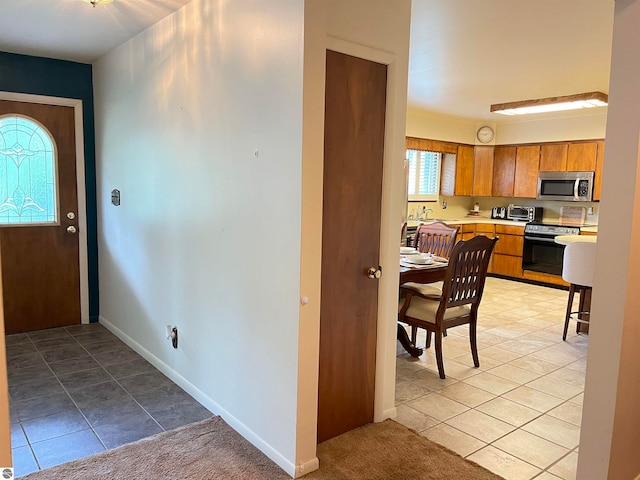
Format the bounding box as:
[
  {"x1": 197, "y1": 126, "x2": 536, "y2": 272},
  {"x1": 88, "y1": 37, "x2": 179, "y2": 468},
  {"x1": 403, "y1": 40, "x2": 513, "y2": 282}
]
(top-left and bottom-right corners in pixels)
[
  {"x1": 407, "y1": 218, "x2": 599, "y2": 232},
  {"x1": 555, "y1": 234, "x2": 597, "y2": 245},
  {"x1": 407, "y1": 218, "x2": 530, "y2": 227}
]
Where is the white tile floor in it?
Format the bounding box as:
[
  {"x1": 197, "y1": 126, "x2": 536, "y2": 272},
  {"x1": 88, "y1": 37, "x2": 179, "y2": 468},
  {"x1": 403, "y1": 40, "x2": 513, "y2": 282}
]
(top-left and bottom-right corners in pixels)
[{"x1": 395, "y1": 277, "x2": 587, "y2": 480}]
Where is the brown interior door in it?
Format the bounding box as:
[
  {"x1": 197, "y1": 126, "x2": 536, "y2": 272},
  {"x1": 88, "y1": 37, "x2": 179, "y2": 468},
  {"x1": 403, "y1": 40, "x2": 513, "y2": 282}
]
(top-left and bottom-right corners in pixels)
[
  {"x1": 317, "y1": 50, "x2": 387, "y2": 443},
  {"x1": 0, "y1": 100, "x2": 81, "y2": 334}
]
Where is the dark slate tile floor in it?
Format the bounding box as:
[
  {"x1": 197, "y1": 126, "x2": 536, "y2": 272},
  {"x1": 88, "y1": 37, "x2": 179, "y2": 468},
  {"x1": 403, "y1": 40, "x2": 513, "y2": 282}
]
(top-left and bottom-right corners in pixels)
[{"x1": 6, "y1": 324, "x2": 213, "y2": 477}]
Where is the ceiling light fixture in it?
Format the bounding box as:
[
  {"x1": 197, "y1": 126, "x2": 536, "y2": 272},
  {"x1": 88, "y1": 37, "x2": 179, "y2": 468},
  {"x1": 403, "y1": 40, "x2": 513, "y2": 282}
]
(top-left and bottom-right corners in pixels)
[
  {"x1": 490, "y1": 91, "x2": 608, "y2": 116},
  {"x1": 83, "y1": 0, "x2": 115, "y2": 7}
]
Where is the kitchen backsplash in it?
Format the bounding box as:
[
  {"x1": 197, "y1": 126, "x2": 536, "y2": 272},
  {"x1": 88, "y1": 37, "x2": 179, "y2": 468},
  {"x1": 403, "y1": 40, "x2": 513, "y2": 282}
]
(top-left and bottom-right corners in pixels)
[{"x1": 408, "y1": 196, "x2": 599, "y2": 225}]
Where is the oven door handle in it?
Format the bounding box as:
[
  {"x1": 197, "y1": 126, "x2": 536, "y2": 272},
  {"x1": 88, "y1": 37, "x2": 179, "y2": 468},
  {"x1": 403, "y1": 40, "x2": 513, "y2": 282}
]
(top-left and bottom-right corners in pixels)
[{"x1": 524, "y1": 236, "x2": 560, "y2": 243}]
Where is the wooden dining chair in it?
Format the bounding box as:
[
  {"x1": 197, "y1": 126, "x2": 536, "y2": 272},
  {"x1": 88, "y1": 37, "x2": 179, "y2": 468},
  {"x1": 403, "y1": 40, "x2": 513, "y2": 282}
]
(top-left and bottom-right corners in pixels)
[
  {"x1": 406, "y1": 221, "x2": 460, "y2": 344},
  {"x1": 413, "y1": 221, "x2": 459, "y2": 257},
  {"x1": 398, "y1": 235, "x2": 498, "y2": 379}
]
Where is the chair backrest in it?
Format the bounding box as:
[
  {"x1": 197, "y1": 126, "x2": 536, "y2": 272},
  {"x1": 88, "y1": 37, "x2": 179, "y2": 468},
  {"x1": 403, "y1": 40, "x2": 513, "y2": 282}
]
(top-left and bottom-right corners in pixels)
[
  {"x1": 440, "y1": 235, "x2": 498, "y2": 311},
  {"x1": 413, "y1": 222, "x2": 459, "y2": 258},
  {"x1": 401, "y1": 221, "x2": 407, "y2": 243},
  {"x1": 562, "y1": 241, "x2": 596, "y2": 287}
]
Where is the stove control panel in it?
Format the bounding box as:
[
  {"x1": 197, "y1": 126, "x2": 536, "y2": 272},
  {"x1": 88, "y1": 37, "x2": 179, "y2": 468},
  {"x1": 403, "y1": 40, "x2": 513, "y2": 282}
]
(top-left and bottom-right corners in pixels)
[{"x1": 524, "y1": 224, "x2": 581, "y2": 236}]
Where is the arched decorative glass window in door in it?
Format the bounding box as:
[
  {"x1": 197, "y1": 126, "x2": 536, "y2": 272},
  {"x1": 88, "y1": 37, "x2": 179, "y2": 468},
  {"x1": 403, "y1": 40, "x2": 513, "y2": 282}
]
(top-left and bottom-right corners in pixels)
[{"x1": 0, "y1": 115, "x2": 57, "y2": 224}]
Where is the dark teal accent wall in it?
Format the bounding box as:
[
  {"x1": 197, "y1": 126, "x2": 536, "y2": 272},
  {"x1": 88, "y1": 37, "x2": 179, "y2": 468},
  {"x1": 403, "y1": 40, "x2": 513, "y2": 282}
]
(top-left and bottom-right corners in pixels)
[{"x1": 0, "y1": 51, "x2": 99, "y2": 322}]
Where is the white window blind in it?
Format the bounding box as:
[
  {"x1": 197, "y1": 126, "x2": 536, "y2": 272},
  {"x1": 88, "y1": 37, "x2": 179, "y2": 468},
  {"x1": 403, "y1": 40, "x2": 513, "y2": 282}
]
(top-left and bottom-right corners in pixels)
[{"x1": 407, "y1": 149, "x2": 441, "y2": 201}]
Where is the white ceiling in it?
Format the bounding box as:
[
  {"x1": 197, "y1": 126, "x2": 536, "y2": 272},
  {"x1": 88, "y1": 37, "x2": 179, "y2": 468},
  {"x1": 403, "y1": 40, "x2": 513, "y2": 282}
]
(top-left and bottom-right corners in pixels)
[
  {"x1": 0, "y1": 0, "x2": 193, "y2": 64},
  {"x1": 0, "y1": 0, "x2": 616, "y2": 122}
]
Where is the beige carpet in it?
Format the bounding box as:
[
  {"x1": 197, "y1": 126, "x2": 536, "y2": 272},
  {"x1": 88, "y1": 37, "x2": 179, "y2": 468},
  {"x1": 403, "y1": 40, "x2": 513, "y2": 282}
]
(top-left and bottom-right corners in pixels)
[{"x1": 22, "y1": 417, "x2": 503, "y2": 480}]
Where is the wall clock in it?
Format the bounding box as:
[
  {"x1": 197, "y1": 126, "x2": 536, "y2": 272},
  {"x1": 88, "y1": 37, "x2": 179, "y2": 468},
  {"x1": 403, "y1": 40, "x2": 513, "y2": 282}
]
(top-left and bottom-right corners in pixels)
[{"x1": 477, "y1": 126, "x2": 495, "y2": 144}]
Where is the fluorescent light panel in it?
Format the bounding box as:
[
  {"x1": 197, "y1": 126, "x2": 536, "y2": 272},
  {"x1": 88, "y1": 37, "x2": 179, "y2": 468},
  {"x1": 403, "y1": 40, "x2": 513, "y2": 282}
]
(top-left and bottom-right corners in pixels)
[{"x1": 491, "y1": 92, "x2": 608, "y2": 116}]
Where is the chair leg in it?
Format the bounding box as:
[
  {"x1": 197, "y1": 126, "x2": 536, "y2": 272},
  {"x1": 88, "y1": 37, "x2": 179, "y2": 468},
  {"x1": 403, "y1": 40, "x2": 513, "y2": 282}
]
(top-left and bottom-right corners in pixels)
[
  {"x1": 435, "y1": 328, "x2": 445, "y2": 379},
  {"x1": 576, "y1": 287, "x2": 583, "y2": 334},
  {"x1": 411, "y1": 326, "x2": 418, "y2": 346},
  {"x1": 443, "y1": 330, "x2": 448, "y2": 337},
  {"x1": 425, "y1": 331, "x2": 432, "y2": 349},
  {"x1": 470, "y1": 320, "x2": 479, "y2": 368},
  {"x1": 563, "y1": 284, "x2": 576, "y2": 341}
]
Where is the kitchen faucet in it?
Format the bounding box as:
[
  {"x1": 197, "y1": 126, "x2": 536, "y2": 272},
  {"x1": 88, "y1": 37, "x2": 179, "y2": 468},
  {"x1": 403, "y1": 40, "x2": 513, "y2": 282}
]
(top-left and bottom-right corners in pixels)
[{"x1": 417, "y1": 207, "x2": 433, "y2": 220}]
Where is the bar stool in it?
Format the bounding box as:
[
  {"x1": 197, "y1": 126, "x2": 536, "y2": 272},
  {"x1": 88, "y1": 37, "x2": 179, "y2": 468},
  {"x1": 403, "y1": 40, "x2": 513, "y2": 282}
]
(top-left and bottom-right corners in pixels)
[{"x1": 561, "y1": 241, "x2": 597, "y2": 341}]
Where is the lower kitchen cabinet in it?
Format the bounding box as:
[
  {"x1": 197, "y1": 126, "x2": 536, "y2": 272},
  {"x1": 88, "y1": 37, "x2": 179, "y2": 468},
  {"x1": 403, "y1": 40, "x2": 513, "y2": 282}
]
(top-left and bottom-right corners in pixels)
[
  {"x1": 450, "y1": 223, "x2": 476, "y2": 241},
  {"x1": 491, "y1": 224, "x2": 525, "y2": 278},
  {"x1": 492, "y1": 254, "x2": 523, "y2": 278},
  {"x1": 461, "y1": 224, "x2": 476, "y2": 241}
]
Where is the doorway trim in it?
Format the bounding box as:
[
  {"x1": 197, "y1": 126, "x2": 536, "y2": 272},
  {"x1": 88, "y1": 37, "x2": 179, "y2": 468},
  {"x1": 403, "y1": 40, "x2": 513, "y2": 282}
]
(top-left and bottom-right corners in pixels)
[
  {"x1": 325, "y1": 36, "x2": 406, "y2": 423},
  {"x1": 0, "y1": 91, "x2": 89, "y2": 324}
]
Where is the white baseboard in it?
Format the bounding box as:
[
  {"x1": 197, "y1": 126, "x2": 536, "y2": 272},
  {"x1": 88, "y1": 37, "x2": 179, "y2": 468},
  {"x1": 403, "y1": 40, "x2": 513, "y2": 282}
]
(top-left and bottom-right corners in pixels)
[
  {"x1": 294, "y1": 457, "x2": 319, "y2": 478},
  {"x1": 98, "y1": 315, "x2": 299, "y2": 478},
  {"x1": 380, "y1": 406, "x2": 397, "y2": 421}
]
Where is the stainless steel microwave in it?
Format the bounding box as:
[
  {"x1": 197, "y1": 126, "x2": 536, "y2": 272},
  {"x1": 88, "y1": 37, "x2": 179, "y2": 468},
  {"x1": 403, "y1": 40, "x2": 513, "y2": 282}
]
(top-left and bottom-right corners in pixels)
[{"x1": 536, "y1": 171, "x2": 594, "y2": 202}]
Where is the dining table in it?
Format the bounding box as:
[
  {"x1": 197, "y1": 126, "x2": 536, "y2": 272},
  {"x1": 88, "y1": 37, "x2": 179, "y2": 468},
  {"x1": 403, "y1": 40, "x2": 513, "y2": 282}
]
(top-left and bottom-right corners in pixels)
[{"x1": 397, "y1": 257, "x2": 449, "y2": 357}]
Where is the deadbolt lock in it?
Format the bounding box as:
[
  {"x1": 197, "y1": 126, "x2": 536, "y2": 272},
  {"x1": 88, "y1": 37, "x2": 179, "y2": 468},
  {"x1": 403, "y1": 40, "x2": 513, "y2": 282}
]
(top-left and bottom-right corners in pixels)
[{"x1": 67, "y1": 211, "x2": 76, "y2": 220}]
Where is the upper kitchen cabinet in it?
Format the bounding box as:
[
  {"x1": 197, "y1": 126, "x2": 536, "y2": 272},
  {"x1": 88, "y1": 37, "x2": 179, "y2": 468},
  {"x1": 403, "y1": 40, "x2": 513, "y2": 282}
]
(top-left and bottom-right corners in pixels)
[
  {"x1": 473, "y1": 146, "x2": 494, "y2": 196},
  {"x1": 493, "y1": 146, "x2": 516, "y2": 197},
  {"x1": 514, "y1": 145, "x2": 540, "y2": 198},
  {"x1": 539, "y1": 143, "x2": 568, "y2": 171},
  {"x1": 594, "y1": 140, "x2": 605, "y2": 200},
  {"x1": 567, "y1": 141, "x2": 598, "y2": 171},
  {"x1": 441, "y1": 144, "x2": 474, "y2": 196}
]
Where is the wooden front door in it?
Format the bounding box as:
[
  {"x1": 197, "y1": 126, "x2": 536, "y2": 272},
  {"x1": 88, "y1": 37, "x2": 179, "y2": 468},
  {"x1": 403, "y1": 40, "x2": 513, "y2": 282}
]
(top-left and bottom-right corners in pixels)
[
  {"x1": 317, "y1": 50, "x2": 387, "y2": 442},
  {"x1": 0, "y1": 100, "x2": 81, "y2": 334}
]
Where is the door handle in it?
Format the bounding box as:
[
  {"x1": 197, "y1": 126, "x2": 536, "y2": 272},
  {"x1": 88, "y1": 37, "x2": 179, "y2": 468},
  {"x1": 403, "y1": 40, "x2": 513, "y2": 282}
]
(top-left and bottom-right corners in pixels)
[
  {"x1": 367, "y1": 266, "x2": 382, "y2": 279},
  {"x1": 66, "y1": 225, "x2": 77, "y2": 234}
]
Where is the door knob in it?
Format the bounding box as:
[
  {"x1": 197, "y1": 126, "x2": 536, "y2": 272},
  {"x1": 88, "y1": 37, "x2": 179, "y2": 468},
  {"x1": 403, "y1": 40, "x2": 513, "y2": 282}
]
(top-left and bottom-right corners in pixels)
[
  {"x1": 367, "y1": 266, "x2": 382, "y2": 279},
  {"x1": 66, "y1": 225, "x2": 77, "y2": 234}
]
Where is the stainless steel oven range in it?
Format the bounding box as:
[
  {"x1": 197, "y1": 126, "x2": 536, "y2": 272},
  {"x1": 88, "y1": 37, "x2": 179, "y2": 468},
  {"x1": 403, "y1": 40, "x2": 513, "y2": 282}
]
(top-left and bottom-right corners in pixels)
[{"x1": 522, "y1": 223, "x2": 581, "y2": 276}]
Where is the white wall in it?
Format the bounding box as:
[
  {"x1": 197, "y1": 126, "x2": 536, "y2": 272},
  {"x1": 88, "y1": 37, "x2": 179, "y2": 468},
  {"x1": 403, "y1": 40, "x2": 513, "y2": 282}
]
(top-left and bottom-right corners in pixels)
[
  {"x1": 94, "y1": 1, "x2": 412, "y2": 476},
  {"x1": 93, "y1": 0, "x2": 304, "y2": 474},
  {"x1": 577, "y1": 0, "x2": 640, "y2": 477},
  {"x1": 407, "y1": 107, "x2": 608, "y2": 145}
]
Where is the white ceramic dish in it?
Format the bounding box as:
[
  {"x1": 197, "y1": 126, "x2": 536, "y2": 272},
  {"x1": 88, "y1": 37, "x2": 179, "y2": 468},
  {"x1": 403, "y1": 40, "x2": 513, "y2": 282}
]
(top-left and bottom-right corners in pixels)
[
  {"x1": 400, "y1": 247, "x2": 417, "y2": 255},
  {"x1": 404, "y1": 255, "x2": 434, "y2": 265}
]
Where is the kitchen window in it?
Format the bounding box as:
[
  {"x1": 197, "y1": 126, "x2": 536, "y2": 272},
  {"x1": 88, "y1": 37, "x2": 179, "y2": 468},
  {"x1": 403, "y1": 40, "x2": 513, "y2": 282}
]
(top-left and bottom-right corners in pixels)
[{"x1": 407, "y1": 149, "x2": 441, "y2": 201}]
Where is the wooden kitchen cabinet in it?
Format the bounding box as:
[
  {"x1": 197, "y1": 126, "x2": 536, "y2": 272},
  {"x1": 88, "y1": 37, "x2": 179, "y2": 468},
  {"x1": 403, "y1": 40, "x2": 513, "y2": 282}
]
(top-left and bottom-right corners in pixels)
[
  {"x1": 492, "y1": 255, "x2": 524, "y2": 278},
  {"x1": 491, "y1": 224, "x2": 525, "y2": 278},
  {"x1": 454, "y1": 145, "x2": 474, "y2": 196},
  {"x1": 475, "y1": 223, "x2": 495, "y2": 236},
  {"x1": 440, "y1": 145, "x2": 474, "y2": 196},
  {"x1": 493, "y1": 232, "x2": 524, "y2": 255},
  {"x1": 594, "y1": 140, "x2": 604, "y2": 201},
  {"x1": 492, "y1": 146, "x2": 516, "y2": 197},
  {"x1": 567, "y1": 142, "x2": 598, "y2": 171},
  {"x1": 539, "y1": 143, "x2": 568, "y2": 171},
  {"x1": 474, "y1": 223, "x2": 496, "y2": 272},
  {"x1": 473, "y1": 146, "x2": 494, "y2": 196},
  {"x1": 514, "y1": 145, "x2": 540, "y2": 198},
  {"x1": 450, "y1": 223, "x2": 475, "y2": 241}
]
